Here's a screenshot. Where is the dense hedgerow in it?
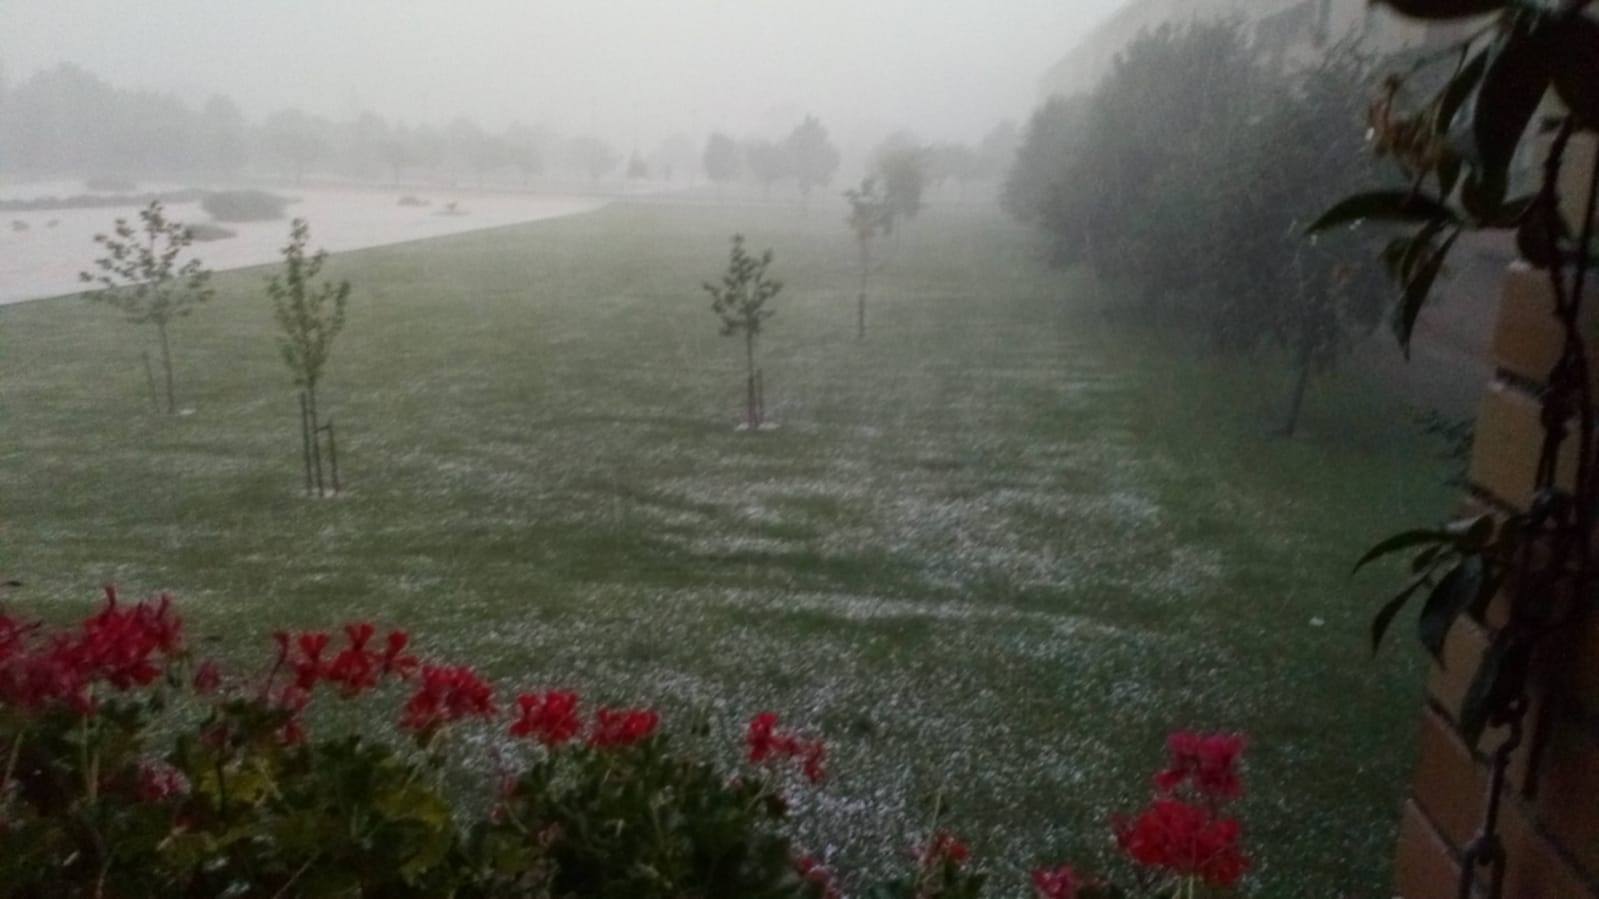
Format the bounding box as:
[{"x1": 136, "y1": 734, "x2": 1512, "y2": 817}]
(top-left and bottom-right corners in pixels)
[{"x1": 0, "y1": 590, "x2": 1250, "y2": 898}]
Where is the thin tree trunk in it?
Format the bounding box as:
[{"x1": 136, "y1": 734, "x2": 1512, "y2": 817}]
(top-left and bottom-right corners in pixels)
[
  {"x1": 156, "y1": 321, "x2": 176, "y2": 414},
  {"x1": 744, "y1": 331, "x2": 759, "y2": 430},
  {"x1": 858, "y1": 239, "x2": 870, "y2": 340},
  {"x1": 299, "y1": 391, "x2": 314, "y2": 496},
  {"x1": 307, "y1": 386, "x2": 324, "y2": 496},
  {"x1": 141, "y1": 351, "x2": 161, "y2": 413}
]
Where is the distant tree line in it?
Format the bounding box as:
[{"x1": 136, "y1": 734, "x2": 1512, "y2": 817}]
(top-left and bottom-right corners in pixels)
[
  {"x1": 1004, "y1": 22, "x2": 1397, "y2": 435},
  {"x1": 701, "y1": 119, "x2": 1017, "y2": 204},
  {"x1": 0, "y1": 63, "x2": 658, "y2": 186}
]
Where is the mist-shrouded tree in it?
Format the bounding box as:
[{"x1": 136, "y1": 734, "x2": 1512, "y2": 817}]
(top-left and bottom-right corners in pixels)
[
  {"x1": 267, "y1": 218, "x2": 351, "y2": 496},
  {"x1": 79, "y1": 202, "x2": 214, "y2": 415},
  {"x1": 626, "y1": 152, "x2": 650, "y2": 180},
  {"x1": 261, "y1": 109, "x2": 331, "y2": 184},
  {"x1": 844, "y1": 177, "x2": 896, "y2": 339},
  {"x1": 703, "y1": 132, "x2": 741, "y2": 192},
  {"x1": 649, "y1": 134, "x2": 698, "y2": 184},
  {"x1": 505, "y1": 125, "x2": 549, "y2": 186},
  {"x1": 876, "y1": 147, "x2": 928, "y2": 224},
  {"x1": 743, "y1": 140, "x2": 791, "y2": 198},
  {"x1": 199, "y1": 95, "x2": 248, "y2": 176},
  {"x1": 1226, "y1": 48, "x2": 1387, "y2": 435},
  {"x1": 703, "y1": 235, "x2": 783, "y2": 431},
  {"x1": 782, "y1": 116, "x2": 840, "y2": 204},
  {"x1": 565, "y1": 135, "x2": 619, "y2": 181},
  {"x1": 927, "y1": 142, "x2": 981, "y2": 199},
  {"x1": 977, "y1": 119, "x2": 1020, "y2": 183}
]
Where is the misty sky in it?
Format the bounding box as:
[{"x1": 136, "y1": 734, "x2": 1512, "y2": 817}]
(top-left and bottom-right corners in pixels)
[{"x1": 1, "y1": 0, "x2": 1124, "y2": 151}]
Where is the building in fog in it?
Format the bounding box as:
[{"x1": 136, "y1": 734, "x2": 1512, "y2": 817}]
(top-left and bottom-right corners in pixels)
[{"x1": 1040, "y1": 0, "x2": 1463, "y2": 98}]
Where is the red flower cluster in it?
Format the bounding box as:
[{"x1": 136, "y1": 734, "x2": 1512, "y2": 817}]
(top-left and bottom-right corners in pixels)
[
  {"x1": 401, "y1": 664, "x2": 496, "y2": 733},
  {"x1": 1114, "y1": 798, "x2": 1248, "y2": 888},
  {"x1": 274, "y1": 622, "x2": 417, "y2": 697},
  {"x1": 510, "y1": 690, "x2": 582, "y2": 746},
  {"x1": 0, "y1": 588, "x2": 184, "y2": 714},
  {"x1": 588, "y1": 707, "x2": 660, "y2": 748},
  {"x1": 791, "y1": 855, "x2": 841, "y2": 899},
  {"x1": 746, "y1": 712, "x2": 827, "y2": 784},
  {"x1": 920, "y1": 829, "x2": 971, "y2": 868},
  {"x1": 1155, "y1": 731, "x2": 1245, "y2": 801},
  {"x1": 1031, "y1": 864, "x2": 1083, "y2": 899}
]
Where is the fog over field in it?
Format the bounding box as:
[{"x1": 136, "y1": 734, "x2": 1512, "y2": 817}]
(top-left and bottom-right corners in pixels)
[{"x1": 1, "y1": 0, "x2": 1124, "y2": 156}]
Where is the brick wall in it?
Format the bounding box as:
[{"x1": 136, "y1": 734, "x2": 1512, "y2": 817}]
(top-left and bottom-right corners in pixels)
[{"x1": 1393, "y1": 134, "x2": 1599, "y2": 899}]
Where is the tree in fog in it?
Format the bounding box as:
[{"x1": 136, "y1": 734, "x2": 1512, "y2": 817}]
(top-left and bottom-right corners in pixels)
[
  {"x1": 782, "y1": 116, "x2": 840, "y2": 204},
  {"x1": 649, "y1": 135, "x2": 699, "y2": 184},
  {"x1": 743, "y1": 140, "x2": 791, "y2": 199},
  {"x1": 565, "y1": 136, "x2": 619, "y2": 181},
  {"x1": 703, "y1": 132, "x2": 741, "y2": 192},
  {"x1": 262, "y1": 109, "x2": 330, "y2": 184},
  {"x1": 876, "y1": 147, "x2": 928, "y2": 224},
  {"x1": 268, "y1": 219, "x2": 352, "y2": 496},
  {"x1": 1226, "y1": 49, "x2": 1387, "y2": 435},
  {"x1": 977, "y1": 120, "x2": 1020, "y2": 183},
  {"x1": 844, "y1": 177, "x2": 896, "y2": 339},
  {"x1": 505, "y1": 125, "x2": 549, "y2": 186},
  {"x1": 927, "y1": 142, "x2": 981, "y2": 200},
  {"x1": 199, "y1": 95, "x2": 248, "y2": 176},
  {"x1": 626, "y1": 153, "x2": 650, "y2": 180},
  {"x1": 80, "y1": 202, "x2": 214, "y2": 415},
  {"x1": 703, "y1": 235, "x2": 783, "y2": 431}
]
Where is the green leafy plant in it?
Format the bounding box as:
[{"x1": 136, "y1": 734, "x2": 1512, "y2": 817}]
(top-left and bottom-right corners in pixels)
[
  {"x1": 845, "y1": 177, "x2": 896, "y2": 340},
  {"x1": 267, "y1": 218, "x2": 351, "y2": 497},
  {"x1": 703, "y1": 235, "x2": 783, "y2": 431},
  {"x1": 79, "y1": 201, "x2": 214, "y2": 415},
  {"x1": 1317, "y1": 0, "x2": 1599, "y2": 743}
]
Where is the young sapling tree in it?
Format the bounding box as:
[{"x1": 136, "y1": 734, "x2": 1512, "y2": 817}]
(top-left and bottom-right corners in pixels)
[
  {"x1": 845, "y1": 177, "x2": 896, "y2": 339},
  {"x1": 267, "y1": 218, "x2": 352, "y2": 496},
  {"x1": 703, "y1": 235, "x2": 782, "y2": 431},
  {"x1": 80, "y1": 201, "x2": 214, "y2": 414}
]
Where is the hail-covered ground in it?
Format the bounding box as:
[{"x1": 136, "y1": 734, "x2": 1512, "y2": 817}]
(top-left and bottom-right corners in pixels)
[{"x1": 0, "y1": 199, "x2": 1452, "y2": 896}]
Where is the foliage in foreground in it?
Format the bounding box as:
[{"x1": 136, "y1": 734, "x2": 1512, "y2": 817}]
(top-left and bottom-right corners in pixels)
[{"x1": 0, "y1": 590, "x2": 1251, "y2": 898}]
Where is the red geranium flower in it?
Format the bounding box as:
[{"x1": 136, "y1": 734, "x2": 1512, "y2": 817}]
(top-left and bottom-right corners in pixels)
[
  {"x1": 1114, "y1": 798, "x2": 1249, "y2": 889},
  {"x1": 400, "y1": 664, "x2": 496, "y2": 733},
  {"x1": 588, "y1": 707, "x2": 660, "y2": 748},
  {"x1": 510, "y1": 690, "x2": 582, "y2": 746},
  {"x1": 745, "y1": 712, "x2": 827, "y2": 784},
  {"x1": 1155, "y1": 731, "x2": 1246, "y2": 802},
  {"x1": 134, "y1": 759, "x2": 190, "y2": 803}
]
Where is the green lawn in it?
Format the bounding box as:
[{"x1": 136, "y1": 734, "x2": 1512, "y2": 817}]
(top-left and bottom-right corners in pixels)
[{"x1": 0, "y1": 200, "x2": 1452, "y2": 896}]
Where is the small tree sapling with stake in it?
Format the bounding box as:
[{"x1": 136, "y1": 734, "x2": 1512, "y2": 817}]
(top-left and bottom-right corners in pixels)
[
  {"x1": 268, "y1": 218, "x2": 351, "y2": 496},
  {"x1": 845, "y1": 177, "x2": 896, "y2": 340},
  {"x1": 80, "y1": 201, "x2": 214, "y2": 415},
  {"x1": 703, "y1": 235, "x2": 782, "y2": 431}
]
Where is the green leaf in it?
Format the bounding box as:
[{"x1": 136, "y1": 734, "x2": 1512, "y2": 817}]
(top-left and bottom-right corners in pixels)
[
  {"x1": 1472, "y1": 22, "x2": 1553, "y2": 185},
  {"x1": 1372, "y1": 576, "x2": 1429, "y2": 654},
  {"x1": 1418, "y1": 556, "x2": 1483, "y2": 660},
  {"x1": 1374, "y1": 0, "x2": 1507, "y2": 19},
  {"x1": 1395, "y1": 228, "x2": 1462, "y2": 355},
  {"x1": 1354, "y1": 528, "x2": 1449, "y2": 571},
  {"x1": 1308, "y1": 191, "x2": 1459, "y2": 234}
]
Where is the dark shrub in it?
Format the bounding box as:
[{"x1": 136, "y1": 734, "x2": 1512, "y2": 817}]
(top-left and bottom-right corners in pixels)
[{"x1": 201, "y1": 189, "x2": 288, "y2": 222}]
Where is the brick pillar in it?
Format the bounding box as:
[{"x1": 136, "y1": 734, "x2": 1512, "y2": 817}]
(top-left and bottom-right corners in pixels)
[{"x1": 1393, "y1": 134, "x2": 1599, "y2": 898}]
